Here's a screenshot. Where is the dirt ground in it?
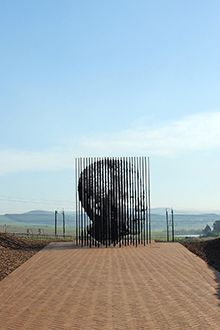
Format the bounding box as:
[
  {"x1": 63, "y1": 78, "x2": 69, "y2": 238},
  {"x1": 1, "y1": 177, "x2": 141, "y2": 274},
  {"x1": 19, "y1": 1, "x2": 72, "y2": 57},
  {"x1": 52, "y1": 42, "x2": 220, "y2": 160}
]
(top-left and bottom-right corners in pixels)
[{"x1": 0, "y1": 233, "x2": 49, "y2": 281}]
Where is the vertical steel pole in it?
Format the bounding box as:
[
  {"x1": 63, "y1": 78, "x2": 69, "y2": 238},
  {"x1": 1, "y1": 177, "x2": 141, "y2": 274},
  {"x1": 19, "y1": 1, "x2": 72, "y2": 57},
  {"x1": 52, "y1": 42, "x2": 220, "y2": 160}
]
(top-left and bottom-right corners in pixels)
[
  {"x1": 121, "y1": 158, "x2": 123, "y2": 246},
  {"x1": 78, "y1": 157, "x2": 80, "y2": 245},
  {"x1": 100, "y1": 158, "x2": 103, "y2": 246},
  {"x1": 75, "y1": 158, "x2": 78, "y2": 246},
  {"x1": 84, "y1": 157, "x2": 87, "y2": 246},
  {"x1": 112, "y1": 157, "x2": 116, "y2": 246},
  {"x1": 124, "y1": 157, "x2": 126, "y2": 246},
  {"x1": 93, "y1": 157, "x2": 96, "y2": 247},
  {"x1": 138, "y1": 157, "x2": 141, "y2": 245},
  {"x1": 137, "y1": 157, "x2": 140, "y2": 245},
  {"x1": 97, "y1": 157, "x2": 99, "y2": 247},
  {"x1": 134, "y1": 157, "x2": 137, "y2": 247},
  {"x1": 144, "y1": 157, "x2": 149, "y2": 245},
  {"x1": 139, "y1": 156, "x2": 143, "y2": 245},
  {"x1": 93, "y1": 157, "x2": 95, "y2": 246},
  {"x1": 77, "y1": 157, "x2": 79, "y2": 245},
  {"x1": 98, "y1": 158, "x2": 101, "y2": 245},
  {"x1": 96, "y1": 158, "x2": 100, "y2": 248},
  {"x1": 116, "y1": 158, "x2": 118, "y2": 246},
  {"x1": 77, "y1": 157, "x2": 80, "y2": 246},
  {"x1": 143, "y1": 157, "x2": 146, "y2": 245},
  {"x1": 140, "y1": 156, "x2": 142, "y2": 245},
  {"x1": 121, "y1": 157, "x2": 124, "y2": 246},
  {"x1": 142, "y1": 157, "x2": 145, "y2": 245},
  {"x1": 166, "y1": 209, "x2": 169, "y2": 242},
  {"x1": 123, "y1": 158, "x2": 125, "y2": 245},
  {"x1": 80, "y1": 157, "x2": 83, "y2": 246},
  {"x1": 81, "y1": 157, "x2": 85, "y2": 246},
  {"x1": 99, "y1": 158, "x2": 102, "y2": 246},
  {"x1": 85, "y1": 157, "x2": 88, "y2": 246},
  {"x1": 88, "y1": 157, "x2": 91, "y2": 248},
  {"x1": 55, "y1": 210, "x2": 57, "y2": 236},
  {"x1": 78, "y1": 157, "x2": 81, "y2": 245},
  {"x1": 115, "y1": 158, "x2": 117, "y2": 245},
  {"x1": 115, "y1": 157, "x2": 117, "y2": 246},
  {"x1": 118, "y1": 158, "x2": 121, "y2": 247},
  {"x1": 171, "y1": 208, "x2": 175, "y2": 242},
  {"x1": 84, "y1": 158, "x2": 86, "y2": 246},
  {"x1": 120, "y1": 157, "x2": 123, "y2": 247},
  {"x1": 106, "y1": 158, "x2": 109, "y2": 246},
  {"x1": 129, "y1": 157, "x2": 132, "y2": 245},
  {"x1": 132, "y1": 157, "x2": 135, "y2": 246},
  {"x1": 90, "y1": 158, "x2": 95, "y2": 245},
  {"x1": 110, "y1": 158, "x2": 112, "y2": 246},
  {"x1": 126, "y1": 157, "x2": 129, "y2": 245},
  {"x1": 142, "y1": 157, "x2": 144, "y2": 245},
  {"x1": 103, "y1": 157, "x2": 106, "y2": 247},
  {"x1": 104, "y1": 157, "x2": 108, "y2": 247},
  {"x1": 62, "y1": 210, "x2": 65, "y2": 238},
  {"x1": 117, "y1": 157, "x2": 120, "y2": 246},
  {"x1": 147, "y1": 157, "x2": 151, "y2": 243}
]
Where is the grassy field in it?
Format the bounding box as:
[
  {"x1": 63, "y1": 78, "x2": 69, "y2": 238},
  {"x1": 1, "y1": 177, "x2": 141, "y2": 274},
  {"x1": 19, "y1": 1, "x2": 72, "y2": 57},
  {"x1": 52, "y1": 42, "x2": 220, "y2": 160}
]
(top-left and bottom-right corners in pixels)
[
  {"x1": 0, "y1": 223, "x2": 75, "y2": 236},
  {"x1": 0, "y1": 224, "x2": 205, "y2": 243}
]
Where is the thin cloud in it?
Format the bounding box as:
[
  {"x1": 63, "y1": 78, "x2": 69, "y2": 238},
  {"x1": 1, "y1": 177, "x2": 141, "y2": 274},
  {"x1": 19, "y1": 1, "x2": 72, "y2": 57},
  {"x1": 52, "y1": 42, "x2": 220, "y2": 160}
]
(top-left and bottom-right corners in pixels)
[
  {"x1": 81, "y1": 111, "x2": 220, "y2": 155},
  {"x1": 1, "y1": 111, "x2": 220, "y2": 175}
]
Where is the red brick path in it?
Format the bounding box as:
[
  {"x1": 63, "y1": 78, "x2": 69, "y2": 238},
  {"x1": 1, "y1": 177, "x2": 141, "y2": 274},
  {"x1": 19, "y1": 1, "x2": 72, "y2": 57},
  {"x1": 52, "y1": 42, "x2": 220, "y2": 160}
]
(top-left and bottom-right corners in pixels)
[{"x1": 0, "y1": 242, "x2": 220, "y2": 329}]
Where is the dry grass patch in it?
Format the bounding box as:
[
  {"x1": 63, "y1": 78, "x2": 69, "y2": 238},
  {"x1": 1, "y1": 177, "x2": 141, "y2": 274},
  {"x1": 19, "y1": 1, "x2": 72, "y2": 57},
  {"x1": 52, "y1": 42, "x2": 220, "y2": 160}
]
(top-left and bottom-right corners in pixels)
[{"x1": 0, "y1": 233, "x2": 49, "y2": 281}]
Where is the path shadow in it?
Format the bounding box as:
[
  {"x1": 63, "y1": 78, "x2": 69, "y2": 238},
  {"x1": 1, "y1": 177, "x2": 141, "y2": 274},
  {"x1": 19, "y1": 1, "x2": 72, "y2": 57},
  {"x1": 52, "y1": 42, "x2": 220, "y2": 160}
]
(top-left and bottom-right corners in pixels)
[
  {"x1": 212, "y1": 268, "x2": 220, "y2": 301},
  {"x1": 199, "y1": 239, "x2": 220, "y2": 302},
  {"x1": 182, "y1": 238, "x2": 220, "y2": 303},
  {"x1": 45, "y1": 242, "x2": 129, "y2": 250}
]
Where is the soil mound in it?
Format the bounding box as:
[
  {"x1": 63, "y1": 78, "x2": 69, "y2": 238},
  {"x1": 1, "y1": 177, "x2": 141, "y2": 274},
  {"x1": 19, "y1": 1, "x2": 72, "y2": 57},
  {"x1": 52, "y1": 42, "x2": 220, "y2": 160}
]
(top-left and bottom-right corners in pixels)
[
  {"x1": 182, "y1": 238, "x2": 220, "y2": 272},
  {"x1": 0, "y1": 233, "x2": 47, "y2": 250},
  {"x1": 0, "y1": 233, "x2": 48, "y2": 281}
]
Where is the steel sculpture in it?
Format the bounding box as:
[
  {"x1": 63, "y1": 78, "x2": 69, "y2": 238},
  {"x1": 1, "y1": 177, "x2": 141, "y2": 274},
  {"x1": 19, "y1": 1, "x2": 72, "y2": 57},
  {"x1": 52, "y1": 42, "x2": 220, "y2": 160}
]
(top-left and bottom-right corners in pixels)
[{"x1": 75, "y1": 157, "x2": 151, "y2": 247}]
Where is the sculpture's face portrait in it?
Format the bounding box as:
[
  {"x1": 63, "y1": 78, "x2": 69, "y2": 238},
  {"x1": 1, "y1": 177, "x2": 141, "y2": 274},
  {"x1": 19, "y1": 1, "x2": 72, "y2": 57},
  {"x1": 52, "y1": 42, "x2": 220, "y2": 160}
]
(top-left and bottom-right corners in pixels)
[{"x1": 78, "y1": 159, "x2": 145, "y2": 244}]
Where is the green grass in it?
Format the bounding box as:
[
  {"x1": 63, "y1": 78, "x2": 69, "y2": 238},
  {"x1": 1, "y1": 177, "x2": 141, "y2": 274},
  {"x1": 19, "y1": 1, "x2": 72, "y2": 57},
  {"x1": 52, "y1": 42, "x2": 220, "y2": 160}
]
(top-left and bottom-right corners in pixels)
[{"x1": 1, "y1": 223, "x2": 75, "y2": 236}]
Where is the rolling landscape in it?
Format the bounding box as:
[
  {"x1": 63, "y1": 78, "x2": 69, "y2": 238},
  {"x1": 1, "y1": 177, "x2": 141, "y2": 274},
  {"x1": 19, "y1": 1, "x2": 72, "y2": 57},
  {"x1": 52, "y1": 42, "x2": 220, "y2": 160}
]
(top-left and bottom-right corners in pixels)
[{"x1": 1, "y1": 209, "x2": 220, "y2": 237}]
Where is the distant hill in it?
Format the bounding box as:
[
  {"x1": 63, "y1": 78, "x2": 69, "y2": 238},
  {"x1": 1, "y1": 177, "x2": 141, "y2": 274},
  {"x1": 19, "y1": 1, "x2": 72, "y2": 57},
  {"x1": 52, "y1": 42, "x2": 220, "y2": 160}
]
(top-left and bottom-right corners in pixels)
[
  {"x1": 0, "y1": 210, "x2": 75, "y2": 227},
  {"x1": 0, "y1": 210, "x2": 220, "y2": 232},
  {"x1": 151, "y1": 213, "x2": 220, "y2": 231}
]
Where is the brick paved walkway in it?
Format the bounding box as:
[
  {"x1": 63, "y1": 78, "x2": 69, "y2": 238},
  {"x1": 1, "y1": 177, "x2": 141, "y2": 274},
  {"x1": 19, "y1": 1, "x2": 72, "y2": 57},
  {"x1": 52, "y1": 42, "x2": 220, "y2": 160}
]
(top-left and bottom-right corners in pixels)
[{"x1": 0, "y1": 242, "x2": 220, "y2": 329}]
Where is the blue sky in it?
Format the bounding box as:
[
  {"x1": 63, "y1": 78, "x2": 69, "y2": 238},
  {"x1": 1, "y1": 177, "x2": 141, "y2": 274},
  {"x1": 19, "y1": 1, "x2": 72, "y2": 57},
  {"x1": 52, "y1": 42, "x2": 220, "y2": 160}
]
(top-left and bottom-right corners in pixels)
[{"x1": 1, "y1": 0, "x2": 220, "y2": 213}]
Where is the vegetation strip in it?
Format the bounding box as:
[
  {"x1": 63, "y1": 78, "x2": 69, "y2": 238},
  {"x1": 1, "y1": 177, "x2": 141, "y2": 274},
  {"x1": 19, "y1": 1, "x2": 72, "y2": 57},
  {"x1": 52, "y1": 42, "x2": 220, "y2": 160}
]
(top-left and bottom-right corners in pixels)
[{"x1": 182, "y1": 238, "x2": 220, "y2": 272}]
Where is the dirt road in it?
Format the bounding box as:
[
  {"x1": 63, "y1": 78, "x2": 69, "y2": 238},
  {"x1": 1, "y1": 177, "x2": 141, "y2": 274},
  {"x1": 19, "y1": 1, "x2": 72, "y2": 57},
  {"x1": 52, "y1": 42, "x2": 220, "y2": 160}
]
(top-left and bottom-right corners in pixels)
[{"x1": 0, "y1": 242, "x2": 220, "y2": 329}]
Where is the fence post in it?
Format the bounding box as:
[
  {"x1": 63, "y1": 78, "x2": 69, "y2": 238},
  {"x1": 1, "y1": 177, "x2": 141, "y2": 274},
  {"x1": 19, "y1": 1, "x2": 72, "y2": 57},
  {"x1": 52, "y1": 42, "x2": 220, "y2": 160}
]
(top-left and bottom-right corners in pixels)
[
  {"x1": 62, "y1": 210, "x2": 65, "y2": 238},
  {"x1": 166, "y1": 209, "x2": 169, "y2": 242},
  {"x1": 171, "y1": 208, "x2": 175, "y2": 242},
  {"x1": 55, "y1": 210, "x2": 58, "y2": 236}
]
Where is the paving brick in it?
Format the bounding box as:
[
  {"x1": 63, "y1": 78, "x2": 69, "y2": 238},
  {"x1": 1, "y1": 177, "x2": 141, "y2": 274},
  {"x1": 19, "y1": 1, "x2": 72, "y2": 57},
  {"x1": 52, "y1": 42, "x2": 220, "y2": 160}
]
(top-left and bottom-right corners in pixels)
[{"x1": 0, "y1": 242, "x2": 220, "y2": 329}]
